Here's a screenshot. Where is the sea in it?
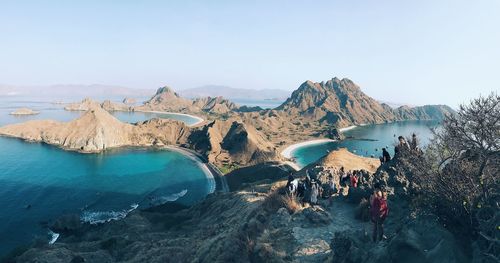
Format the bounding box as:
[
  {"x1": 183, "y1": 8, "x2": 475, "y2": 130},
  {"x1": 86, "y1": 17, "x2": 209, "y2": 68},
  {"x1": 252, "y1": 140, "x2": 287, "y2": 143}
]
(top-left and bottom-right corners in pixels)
[
  {"x1": 0, "y1": 96, "x2": 211, "y2": 256},
  {"x1": 290, "y1": 120, "x2": 440, "y2": 168}
]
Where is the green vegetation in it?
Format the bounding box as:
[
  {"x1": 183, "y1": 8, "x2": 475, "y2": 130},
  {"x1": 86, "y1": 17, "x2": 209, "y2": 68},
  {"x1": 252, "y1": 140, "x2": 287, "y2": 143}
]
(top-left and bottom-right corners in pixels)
[{"x1": 218, "y1": 163, "x2": 240, "y2": 174}]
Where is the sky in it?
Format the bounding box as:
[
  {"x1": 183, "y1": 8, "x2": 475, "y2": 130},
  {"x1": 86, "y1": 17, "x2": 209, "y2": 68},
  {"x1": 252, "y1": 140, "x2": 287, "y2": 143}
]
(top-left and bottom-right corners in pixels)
[{"x1": 0, "y1": 0, "x2": 499, "y2": 107}]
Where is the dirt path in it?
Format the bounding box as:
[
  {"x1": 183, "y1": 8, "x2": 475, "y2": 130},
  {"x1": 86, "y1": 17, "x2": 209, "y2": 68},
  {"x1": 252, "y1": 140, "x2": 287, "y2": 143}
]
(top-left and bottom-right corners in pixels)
[{"x1": 289, "y1": 198, "x2": 372, "y2": 262}]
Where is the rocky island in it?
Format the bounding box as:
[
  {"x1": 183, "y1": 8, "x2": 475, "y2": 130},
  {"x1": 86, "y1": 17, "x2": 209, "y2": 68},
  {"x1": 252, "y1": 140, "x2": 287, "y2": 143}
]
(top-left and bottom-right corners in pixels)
[{"x1": 9, "y1": 108, "x2": 40, "y2": 115}]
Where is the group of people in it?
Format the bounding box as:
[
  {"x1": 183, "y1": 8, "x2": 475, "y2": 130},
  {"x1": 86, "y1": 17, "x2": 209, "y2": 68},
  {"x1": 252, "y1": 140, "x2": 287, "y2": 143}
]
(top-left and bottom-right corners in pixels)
[
  {"x1": 286, "y1": 170, "x2": 322, "y2": 205},
  {"x1": 380, "y1": 133, "x2": 422, "y2": 164},
  {"x1": 286, "y1": 166, "x2": 371, "y2": 206},
  {"x1": 283, "y1": 134, "x2": 423, "y2": 243}
]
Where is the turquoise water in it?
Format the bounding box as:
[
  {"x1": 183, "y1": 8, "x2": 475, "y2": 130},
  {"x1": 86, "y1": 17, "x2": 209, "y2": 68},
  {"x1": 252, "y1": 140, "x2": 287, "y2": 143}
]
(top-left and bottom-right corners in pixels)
[
  {"x1": 0, "y1": 97, "x2": 210, "y2": 256},
  {"x1": 292, "y1": 120, "x2": 440, "y2": 168}
]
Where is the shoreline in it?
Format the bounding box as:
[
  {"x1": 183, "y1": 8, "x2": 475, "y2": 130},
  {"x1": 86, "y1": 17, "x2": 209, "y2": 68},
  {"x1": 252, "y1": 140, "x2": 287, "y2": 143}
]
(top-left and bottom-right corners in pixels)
[
  {"x1": 338, "y1": 125, "x2": 357, "y2": 132},
  {"x1": 280, "y1": 124, "x2": 362, "y2": 170},
  {"x1": 165, "y1": 146, "x2": 217, "y2": 194},
  {"x1": 135, "y1": 110, "x2": 204, "y2": 126},
  {"x1": 280, "y1": 139, "x2": 336, "y2": 169}
]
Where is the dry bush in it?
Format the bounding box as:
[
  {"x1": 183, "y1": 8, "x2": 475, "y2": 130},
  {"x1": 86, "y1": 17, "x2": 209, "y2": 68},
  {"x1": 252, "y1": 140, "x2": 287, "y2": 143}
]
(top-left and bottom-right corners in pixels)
[
  {"x1": 262, "y1": 189, "x2": 301, "y2": 214},
  {"x1": 408, "y1": 93, "x2": 499, "y2": 262}
]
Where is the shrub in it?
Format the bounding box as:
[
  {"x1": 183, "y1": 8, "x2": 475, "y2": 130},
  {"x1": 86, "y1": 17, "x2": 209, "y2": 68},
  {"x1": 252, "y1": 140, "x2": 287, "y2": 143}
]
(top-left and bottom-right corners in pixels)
[
  {"x1": 408, "y1": 93, "x2": 499, "y2": 262},
  {"x1": 262, "y1": 189, "x2": 301, "y2": 214}
]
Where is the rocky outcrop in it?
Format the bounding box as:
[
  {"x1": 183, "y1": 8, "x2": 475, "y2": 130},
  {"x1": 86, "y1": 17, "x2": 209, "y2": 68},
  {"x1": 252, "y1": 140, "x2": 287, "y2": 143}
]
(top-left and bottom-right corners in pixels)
[
  {"x1": 312, "y1": 148, "x2": 379, "y2": 173},
  {"x1": 9, "y1": 108, "x2": 40, "y2": 115}
]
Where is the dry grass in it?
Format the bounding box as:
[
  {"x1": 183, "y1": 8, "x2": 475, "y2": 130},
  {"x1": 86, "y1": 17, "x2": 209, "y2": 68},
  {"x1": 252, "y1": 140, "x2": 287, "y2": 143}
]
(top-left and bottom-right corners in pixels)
[
  {"x1": 262, "y1": 188, "x2": 302, "y2": 214},
  {"x1": 319, "y1": 148, "x2": 380, "y2": 173}
]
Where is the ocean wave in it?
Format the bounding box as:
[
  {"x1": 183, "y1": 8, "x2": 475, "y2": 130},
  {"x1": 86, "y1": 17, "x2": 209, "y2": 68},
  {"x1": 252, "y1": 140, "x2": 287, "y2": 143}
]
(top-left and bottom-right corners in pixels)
[
  {"x1": 81, "y1": 203, "x2": 139, "y2": 225},
  {"x1": 149, "y1": 189, "x2": 188, "y2": 206},
  {"x1": 48, "y1": 230, "x2": 60, "y2": 245}
]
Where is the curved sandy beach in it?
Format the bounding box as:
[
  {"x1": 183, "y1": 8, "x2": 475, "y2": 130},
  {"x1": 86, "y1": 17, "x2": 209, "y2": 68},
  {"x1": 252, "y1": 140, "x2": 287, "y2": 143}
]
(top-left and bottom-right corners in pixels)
[
  {"x1": 165, "y1": 146, "x2": 216, "y2": 194},
  {"x1": 338, "y1": 125, "x2": 357, "y2": 132},
  {"x1": 281, "y1": 139, "x2": 336, "y2": 159},
  {"x1": 135, "y1": 110, "x2": 204, "y2": 126}
]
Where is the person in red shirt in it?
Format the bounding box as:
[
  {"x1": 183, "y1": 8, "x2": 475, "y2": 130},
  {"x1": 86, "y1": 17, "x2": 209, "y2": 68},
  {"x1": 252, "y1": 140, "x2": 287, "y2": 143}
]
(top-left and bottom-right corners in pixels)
[
  {"x1": 350, "y1": 170, "x2": 359, "y2": 188},
  {"x1": 370, "y1": 186, "x2": 389, "y2": 242}
]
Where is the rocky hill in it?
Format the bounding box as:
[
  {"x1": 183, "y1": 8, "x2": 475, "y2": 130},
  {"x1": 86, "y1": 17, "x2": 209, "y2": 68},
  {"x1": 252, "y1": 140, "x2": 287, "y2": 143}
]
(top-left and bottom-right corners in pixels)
[
  {"x1": 136, "y1": 87, "x2": 241, "y2": 114},
  {"x1": 137, "y1": 86, "x2": 195, "y2": 112},
  {"x1": 188, "y1": 119, "x2": 278, "y2": 165},
  {"x1": 64, "y1": 98, "x2": 133, "y2": 112},
  {"x1": 276, "y1": 77, "x2": 454, "y2": 127}
]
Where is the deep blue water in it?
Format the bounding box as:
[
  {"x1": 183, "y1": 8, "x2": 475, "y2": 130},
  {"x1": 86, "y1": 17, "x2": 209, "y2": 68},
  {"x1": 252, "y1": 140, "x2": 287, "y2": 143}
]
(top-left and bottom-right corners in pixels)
[
  {"x1": 0, "y1": 97, "x2": 211, "y2": 255},
  {"x1": 292, "y1": 120, "x2": 440, "y2": 168}
]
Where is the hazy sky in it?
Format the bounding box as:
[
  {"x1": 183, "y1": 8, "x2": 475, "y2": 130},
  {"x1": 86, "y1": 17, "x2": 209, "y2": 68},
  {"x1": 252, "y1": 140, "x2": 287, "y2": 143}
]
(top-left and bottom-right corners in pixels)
[{"x1": 1, "y1": 0, "x2": 499, "y2": 106}]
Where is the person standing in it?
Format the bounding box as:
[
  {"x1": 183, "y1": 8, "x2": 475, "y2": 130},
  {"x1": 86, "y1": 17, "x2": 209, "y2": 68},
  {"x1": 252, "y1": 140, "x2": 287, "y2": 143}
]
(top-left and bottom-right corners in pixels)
[
  {"x1": 382, "y1": 148, "x2": 391, "y2": 163},
  {"x1": 370, "y1": 187, "x2": 389, "y2": 242},
  {"x1": 350, "y1": 170, "x2": 359, "y2": 188}
]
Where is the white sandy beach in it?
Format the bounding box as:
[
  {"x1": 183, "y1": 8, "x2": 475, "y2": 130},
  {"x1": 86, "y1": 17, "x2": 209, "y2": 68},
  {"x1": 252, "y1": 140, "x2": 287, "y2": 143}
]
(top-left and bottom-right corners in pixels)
[
  {"x1": 166, "y1": 146, "x2": 216, "y2": 194},
  {"x1": 135, "y1": 110, "x2": 204, "y2": 126},
  {"x1": 338, "y1": 125, "x2": 357, "y2": 132},
  {"x1": 281, "y1": 139, "x2": 336, "y2": 159}
]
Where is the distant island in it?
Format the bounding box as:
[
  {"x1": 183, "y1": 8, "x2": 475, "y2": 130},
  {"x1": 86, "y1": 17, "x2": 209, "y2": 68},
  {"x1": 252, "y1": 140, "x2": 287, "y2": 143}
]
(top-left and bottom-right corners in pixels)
[{"x1": 9, "y1": 108, "x2": 40, "y2": 115}]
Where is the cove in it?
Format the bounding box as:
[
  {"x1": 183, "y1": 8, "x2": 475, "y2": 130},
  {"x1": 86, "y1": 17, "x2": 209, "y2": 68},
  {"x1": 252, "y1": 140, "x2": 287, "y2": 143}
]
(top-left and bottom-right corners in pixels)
[
  {"x1": 290, "y1": 120, "x2": 440, "y2": 168},
  {"x1": 0, "y1": 136, "x2": 214, "y2": 256}
]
